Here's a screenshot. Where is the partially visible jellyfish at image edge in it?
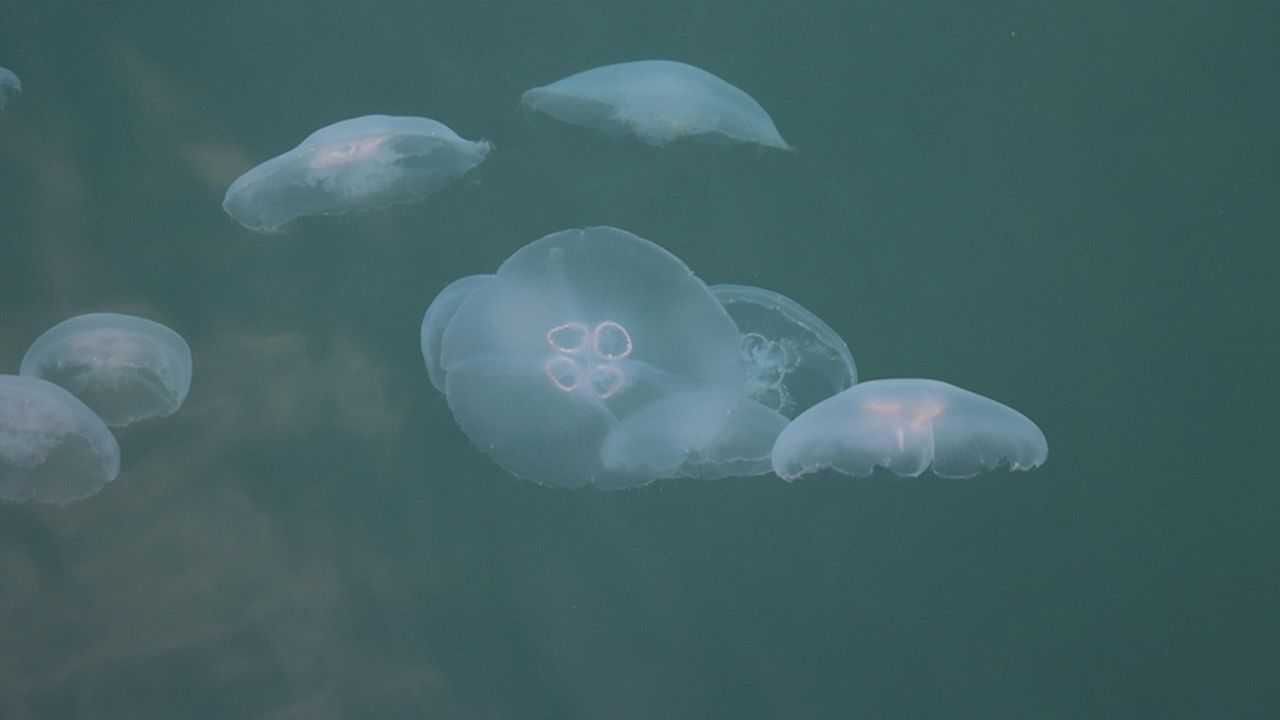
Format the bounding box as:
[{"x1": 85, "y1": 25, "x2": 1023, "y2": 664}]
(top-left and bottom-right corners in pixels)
[
  {"x1": 710, "y1": 283, "x2": 856, "y2": 419},
  {"x1": 771, "y1": 378, "x2": 1048, "y2": 480},
  {"x1": 0, "y1": 66, "x2": 19, "y2": 108},
  {"x1": 521, "y1": 60, "x2": 792, "y2": 150},
  {"x1": 0, "y1": 375, "x2": 120, "y2": 504},
  {"x1": 223, "y1": 115, "x2": 492, "y2": 233},
  {"x1": 434, "y1": 226, "x2": 784, "y2": 487},
  {"x1": 21, "y1": 313, "x2": 193, "y2": 427}
]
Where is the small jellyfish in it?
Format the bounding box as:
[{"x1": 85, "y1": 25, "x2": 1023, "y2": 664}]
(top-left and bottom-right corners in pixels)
[
  {"x1": 21, "y1": 313, "x2": 193, "y2": 427},
  {"x1": 521, "y1": 60, "x2": 791, "y2": 150},
  {"x1": 0, "y1": 66, "x2": 19, "y2": 108},
  {"x1": 440, "y1": 227, "x2": 746, "y2": 488},
  {"x1": 420, "y1": 274, "x2": 494, "y2": 393},
  {"x1": 601, "y1": 393, "x2": 789, "y2": 480},
  {"x1": 711, "y1": 284, "x2": 856, "y2": 418},
  {"x1": 772, "y1": 379, "x2": 1048, "y2": 480},
  {"x1": 223, "y1": 115, "x2": 491, "y2": 233},
  {"x1": 0, "y1": 375, "x2": 120, "y2": 504}
]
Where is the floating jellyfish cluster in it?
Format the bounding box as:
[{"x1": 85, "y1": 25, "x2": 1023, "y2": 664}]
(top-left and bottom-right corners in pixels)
[
  {"x1": 424, "y1": 227, "x2": 1046, "y2": 488},
  {"x1": 3, "y1": 58, "x2": 1046, "y2": 502},
  {"x1": 1, "y1": 314, "x2": 192, "y2": 504}
]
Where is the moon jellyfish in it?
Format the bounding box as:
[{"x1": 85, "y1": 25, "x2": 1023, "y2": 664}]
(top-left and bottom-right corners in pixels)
[
  {"x1": 421, "y1": 275, "x2": 494, "y2": 393},
  {"x1": 601, "y1": 393, "x2": 789, "y2": 480},
  {"x1": 0, "y1": 375, "x2": 120, "y2": 504},
  {"x1": 0, "y1": 67, "x2": 19, "y2": 108},
  {"x1": 440, "y1": 226, "x2": 746, "y2": 488},
  {"x1": 711, "y1": 284, "x2": 856, "y2": 418},
  {"x1": 21, "y1": 313, "x2": 193, "y2": 427},
  {"x1": 521, "y1": 60, "x2": 791, "y2": 150},
  {"x1": 772, "y1": 379, "x2": 1048, "y2": 480},
  {"x1": 223, "y1": 115, "x2": 492, "y2": 232}
]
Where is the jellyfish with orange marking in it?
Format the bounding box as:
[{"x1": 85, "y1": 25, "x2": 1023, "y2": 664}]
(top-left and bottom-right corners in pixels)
[
  {"x1": 223, "y1": 115, "x2": 491, "y2": 232},
  {"x1": 771, "y1": 379, "x2": 1047, "y2": 479},
  {"x1": 21, "y1": 313, "x2": 192, "y2": 427}
]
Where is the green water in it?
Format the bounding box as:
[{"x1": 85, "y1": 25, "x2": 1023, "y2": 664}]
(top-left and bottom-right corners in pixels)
[{"x1": 1, "y1": 3, "x2": 1276, "y2": 718}]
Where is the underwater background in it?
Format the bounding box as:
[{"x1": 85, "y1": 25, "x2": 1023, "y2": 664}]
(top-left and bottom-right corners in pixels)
[{"x1": 0, "y1": 2, "x2": 1276, "y2": 718}]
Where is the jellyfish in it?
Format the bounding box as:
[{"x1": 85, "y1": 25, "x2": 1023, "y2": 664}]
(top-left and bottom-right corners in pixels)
[
  {"x1": 771, "y1": 379, "x2": 1048, "y2": 480},
  {"x1": 520, "y1": 60, "x2": 791, "y2": 150},
  {"x1": 0, "y1": 66, "x2": 19, "y2": 108},
  {"x1": 601, "y1": 393, "x2": 789, "y2": 480},
  {"x1": 0, "y1": 375, "x2": 121, "y2": 504},
  {"x1": 440, "y1": 226, "x2": 747, "y2": 488},
  {"x1": 711, "y1": 284, "x2": 856, "y2": 418},
  {"x1": 21, "y1": 313, "x2": 193, "y2": 427},
  {"x1": 223, "y1": 115, "x2": 492, "y2": 232},
  {"x1": 420, "y1": 274, "x2": 494, "y2": 393}
]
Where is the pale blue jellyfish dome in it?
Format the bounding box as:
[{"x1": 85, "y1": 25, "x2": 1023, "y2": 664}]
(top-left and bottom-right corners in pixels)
[
  {"x1": 439, "y1": 227, "x2": 750, "y2": 488},
  {"x1": 420, "y1": 274, "x2": 494, "y2": 393},
  {"x1": 223, "y1": 114, "x2": 492, "y2": 233},
  {"x1": 711, "y1": 284, "x2": 856, "y2": 418},
  {"x1": 21, "y1": 313, "x2": 193, "y2": 427},
  {"x1": 599, "y1": 393, "x2": 789, "y2": 481},
  {"x1": 771, "y1": 378, "x2": 1048, "y2": 480},
  {"x1": 0, "y1": 66, "x2": 20, "y2": 108},
  {"x1": 520, "y1": 60, "x2": 791, "y2": 150},
  {"x1": 0, "y1": 375, "x2": 121, "y2": 504}
]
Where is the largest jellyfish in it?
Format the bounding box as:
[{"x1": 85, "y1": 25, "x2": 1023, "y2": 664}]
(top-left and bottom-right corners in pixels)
[
  {"x1": 223, "y1": 115, "x2": 491, "y2": 232},
  {"x1": 438, "y1": 227, "x2": 771, "y2": 488},
  {"x1": 521, "y1": 60, "x2": 791, "y2": 150},
  {"x1": 0, "y1": 375, "x2": 120, "y2": 504}
]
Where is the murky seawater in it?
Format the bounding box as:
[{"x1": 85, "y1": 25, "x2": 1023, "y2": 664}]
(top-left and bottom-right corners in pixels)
[{"x1": 1, "y1": 3, "x2": 1276, "y2": 718}]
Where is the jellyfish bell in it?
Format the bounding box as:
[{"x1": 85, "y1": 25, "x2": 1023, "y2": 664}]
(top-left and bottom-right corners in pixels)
[
  {"x1": 710, "y1": 284, "x2": 856, "y2": 418},
  {"x1": 223, "y1": 114, "x2": 492, "y2": 233},
  {"x1": 771, "y1": 378, "x2": 1048, "y2": 480},
  {"x1": 520, "y1": 60, "x2": 791, "y2": 150},
  {"x1": 440, "y1": 226, "x2": 746, "y2": 488},
  {"x1": 420, "y1": 274, "x2": 494, "y2": 393},
  {"x1": 601, "y1": 394, "x2": 789, "y2": 482},
  {"x1": 0, "y1": 66, "x2": 20, "y2": 108},
  {"x1": 20, "y1": 313, "x2": 193, "y2": 427},
  {"x1": 0, "y1": 375, "x2": 121, "y2": 504}
]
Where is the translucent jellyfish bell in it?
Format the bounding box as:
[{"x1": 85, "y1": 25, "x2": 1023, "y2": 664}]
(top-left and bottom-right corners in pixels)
[
  {"x1": 0, "y1": 375, "x2": 120, "y2": 504},
  {"x1": 521, "y1": 60, "x2": 791, "y2": 150},
  {"x1": 420, "y1": 274, "x2": 494, "y2": 393},
  {"x1": 771, "y1": 379, "x2": 1048, "y2": 480},
  {"x1": 601, "y1": 393, "x2": 789, "y2": 480},
  {"x1": 711, "y1": 284, "x2": 856, "y2": 418},
  {"x1": 0, "y1": 66, "x2": 20, "y2": 108},
  {"x1": 440, "y1": 227, "x2": 746, "y2": 488},
  {"x1": 223, "y1": 115, "x2": 492, "y2": 233},
  {"x1": 21, "y1": 313, "x2": 193, "y2": 427}
]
